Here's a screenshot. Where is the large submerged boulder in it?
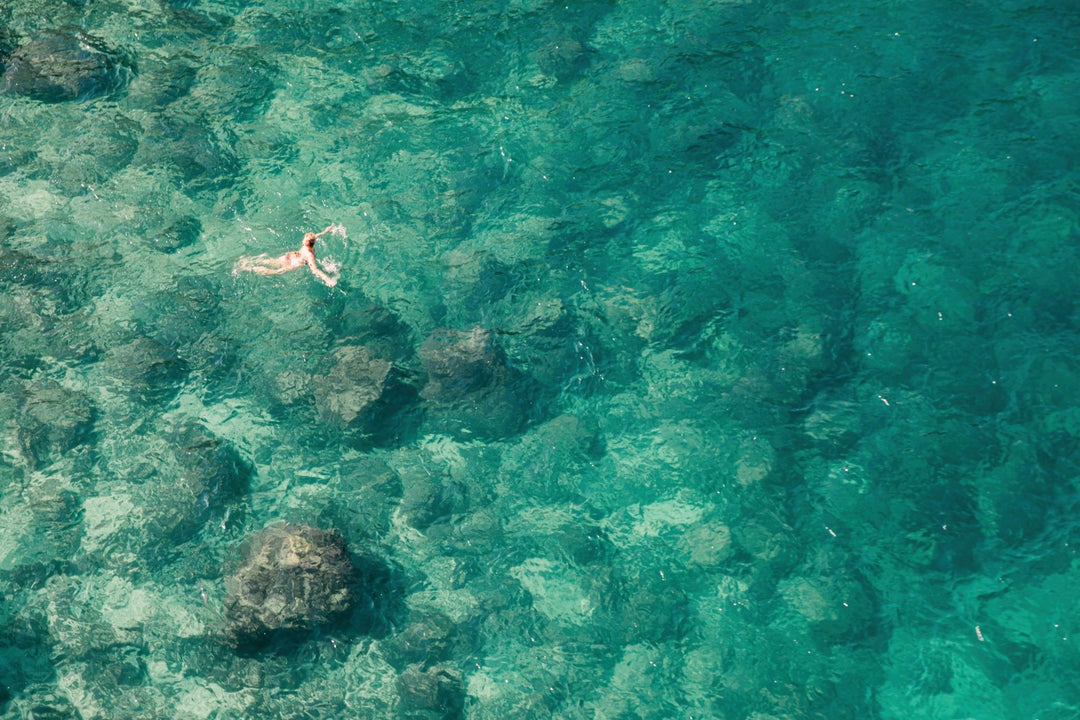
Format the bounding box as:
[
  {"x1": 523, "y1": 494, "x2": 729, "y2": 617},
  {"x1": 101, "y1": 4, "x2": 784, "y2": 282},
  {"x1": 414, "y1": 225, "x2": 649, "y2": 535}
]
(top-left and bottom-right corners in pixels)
[
  {"x1": 1, "y1": 28, "x2": 133, "y2": 102},
  {"x1": 135, "y1": 109, "x2": 240, "y2": 191},
  {"x1": 312, "y1": 344, "x2": 420, "y2": 448},
  {"x1": 419, "y1": 326, "x2": 537, "y2": 439},
  {"x1": 160, "y1": 420, "x2": 249, "y2": 538},
  {"x1": 104, "y1": 336, "x2": 188, "y2": 405},
  {"x1": 144, "y1": 214, "x2": 202, "y2": 254},
  {"x1": 395, "y1": 664, "x2": 465, "y2": 719},
  {"x1": 314, "y1": 345, "x2": 394, "y2": 428},
  {"x1": 11, "y1": 379, "x2": 96, "y2": 470},
  {"x1": 224, "y1": 523, "x2": 360, "y2": 647}
]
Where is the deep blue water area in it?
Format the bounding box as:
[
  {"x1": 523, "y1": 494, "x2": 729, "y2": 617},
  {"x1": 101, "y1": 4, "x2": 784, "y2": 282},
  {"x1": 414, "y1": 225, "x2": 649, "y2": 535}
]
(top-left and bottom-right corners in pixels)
[{"x1": 1, "y1": 0, "x2": 1079, "y2": 717}]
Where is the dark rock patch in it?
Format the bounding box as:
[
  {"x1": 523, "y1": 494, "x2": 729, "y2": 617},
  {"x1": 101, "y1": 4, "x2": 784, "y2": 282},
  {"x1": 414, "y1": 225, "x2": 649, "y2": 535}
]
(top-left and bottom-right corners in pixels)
[
  {"x1": 16, "y1": 473, "x2": 84, "y2": 579},
  {"x1": 421, "y1": 325, "x2": 509, "y2": 396},
  {"x1": 534, "y1": 37, "x2": 590, "y2": 81},
  {"x1": 123, "y1": 49, "x2": 197, "y2": 110},
  {"x1": 225, "y1": 524, "x2": 358, "y2": 648},
  {"x1": 556, "y1": 521, "x2": 613, "y2": 568},
  {"x1": 1, "y1": 28, "x2": 133, "y2": 103},
  {"x1": 0, "y1": 25, "x2": 16, "y2": 59},
  {"x1": 503, "y1": 297, "x2": 594, "y2": 394},
  {"x1": 0, "y1": 245, "x2": 95, "y2": 316},
  {"x1": 50, "y1": 111, "x2": 141, "y2": 191},
  {"x1": 313, "y1": 344, "x2": 420, "y2": 448},
  {"x1": 0, "y1": 143, "x2": 34, "y2": 176},
  {"x1": 400, "y1": 473, "x2": 469, "y2": 533},
  {"x1": 82, "y1": 643, "x2": 147, "y2": 688},
  {"x1": 132, "y1": 273, "x2": 231, "y2": 373},
  {"x1": 396, "y1": 663, "x2": 465, "y2": 720},
  {"x1": 383, "y1": 612, "x2": 459, "y2": 668},
  {"x1": 419, "y1": 326, "x2": 539, "y2": 440},
  {"x1": 499, "y1": 414, "x2": 604, "y2": 501},
  {"x1": 188, "y1": 49, "x2": 276, "y2": 122},
  {"x1": 125, "y1": 274, "x2": 239, "y2": 395},
  {"x1": 0, "y1": 287, "x2": 97, "y2": 370},
  {"x1": 135, "y1": 109, "x2": 239, "y2": 192},
  {"x1": 314, "y1": 345, "x2": 392, "y2": 428},
  {"x1": 11, "y1": 379, "x2": 95, "y2": 470},
  {"x1": 168, "y1": 420, "x2": 249, "y2": 523},
  {"x1": 224, "y1": 523, "x2": 401, "y2": 652},
  {"x1": 609, "y1": 566, "x2": 691, "y2": 645},
  {"x1": 314, "y1": 455, "x2": 402, "y2": 543},
  {"x1": 145, "y1": 214, "x2": 202, "y2": 254},
  {"x1": 329, "y1": 302, "x2": 417, "y2": 366},
  {"x1": 104, "y1": 336, "x2": 188, "y2": 405},
  {"x1": 127, "y1": 420, "x2": 250, "y2": 554}
]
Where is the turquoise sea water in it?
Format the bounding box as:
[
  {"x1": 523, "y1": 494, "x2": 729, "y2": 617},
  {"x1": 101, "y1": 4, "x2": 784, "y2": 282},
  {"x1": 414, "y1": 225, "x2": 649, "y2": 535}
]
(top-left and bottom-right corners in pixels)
[{"x1": 2, "y1": 0, "x2": 1079, "y2": 717}]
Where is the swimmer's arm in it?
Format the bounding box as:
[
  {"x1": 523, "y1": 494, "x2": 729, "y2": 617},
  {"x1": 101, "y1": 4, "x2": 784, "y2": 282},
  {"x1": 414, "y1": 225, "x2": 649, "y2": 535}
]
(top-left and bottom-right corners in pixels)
[{"x1": 305, "y1": 256, "x2": 337, "y2": 287}]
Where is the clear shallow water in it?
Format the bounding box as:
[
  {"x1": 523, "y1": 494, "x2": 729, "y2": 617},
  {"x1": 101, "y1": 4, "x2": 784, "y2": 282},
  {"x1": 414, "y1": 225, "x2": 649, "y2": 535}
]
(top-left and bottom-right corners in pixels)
[{"x1": 1, "y1": 0, "x2": 1079, "y2": 717}]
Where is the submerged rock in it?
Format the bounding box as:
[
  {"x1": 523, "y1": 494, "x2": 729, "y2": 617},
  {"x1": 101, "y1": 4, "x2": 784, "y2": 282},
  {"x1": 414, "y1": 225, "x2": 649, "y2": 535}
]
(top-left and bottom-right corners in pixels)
[
  {"x1": 421, "y1": 326, "x2": 503, "y2": 394},
  {"x1": 12, "y1": 379, "x2": 95, "y2": 469},
  {"x1": 384, "y1": 612, "x2": 459, "y2": 668},
  {"x1": 314, "y1": 345, "x2": 393, "y2": 427},
  {"x1": 534, "y1": 37, "x2": 590, "y2": 80},
  {"x1": 187, "y1": 49, "x2": 275, "y2": 121},
  {"x1": 135, "y1": 109, "x2": 240, "y2": 191},
  {"x1": 1, "y1": 28, "x2": 133, "y2": 103},
  {"x1": 331, "y1": 302, "x2": 416, "y2": 366},
  {"x1": 124, "y1": 49, "x2": 197, "y2": 110},
  {"x1": 104, "y1": 336, "x2": 188, "y2": 404},
  {"x1": 123, "y1": 420, "x2": 250, "y2": 553},
  {"x1": 777, "y1": 571, "x2": 875, "y2": 643},
  {"x1": 49, "y1": 112, "x2": 140, "y2": 191},
  {"x1": 501, "y1": 297, "x2": 586, "y2": 391},
  {"x1": 313, "y1": 344, "x2": 420, "y2": 447},
  {"x1": 498, "y1": 414, "x2": 604, "y2": 499},
  {"x1": 145, "y1": 214, "x2": 202, "y2": 254},
  {"x1": 399, "y1": 473, "x2": 469, "y2": 532},
  {"x1": 224, "y1": 523, "x2": 360, "y2": 647},
  {"x1": 396, "y1": 663, "x2": 465, "y2": 719},
  {"x1": 131, "y1": 275, "x2": 236, "y2": 385},
  {"x1": 169, "y1": 421, "x2": 248, "y2": 524},
  {"x1": 419, "y1": 326, "x2": 537, "y2": 439}
]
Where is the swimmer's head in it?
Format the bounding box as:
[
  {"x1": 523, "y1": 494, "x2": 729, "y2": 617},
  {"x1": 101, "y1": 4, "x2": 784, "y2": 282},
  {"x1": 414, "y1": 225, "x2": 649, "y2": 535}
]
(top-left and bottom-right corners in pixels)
[{"x1": 303, "y1": 232, "x2": 317, "y2": 247}]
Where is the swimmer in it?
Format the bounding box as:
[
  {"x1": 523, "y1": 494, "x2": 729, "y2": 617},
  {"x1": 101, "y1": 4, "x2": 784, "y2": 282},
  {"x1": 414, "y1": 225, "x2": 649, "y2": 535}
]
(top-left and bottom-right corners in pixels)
[{"x1": 233, "y1": 225, "x2": 344, "y2": 287}]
